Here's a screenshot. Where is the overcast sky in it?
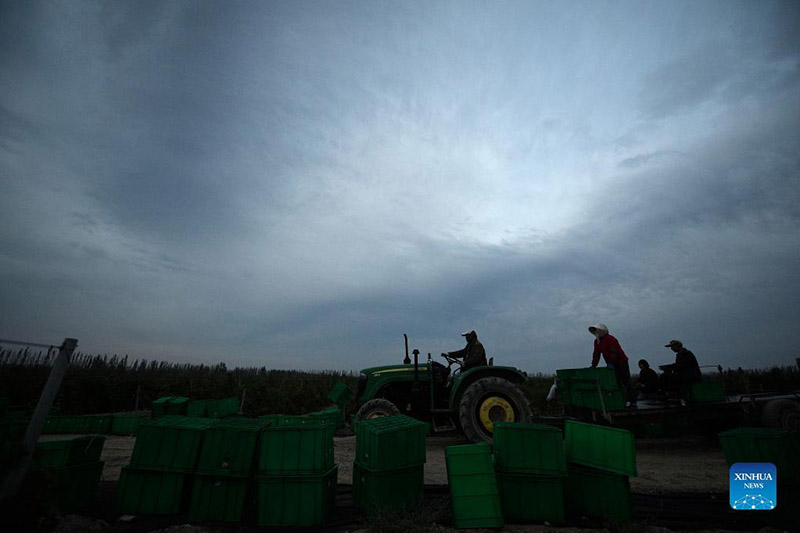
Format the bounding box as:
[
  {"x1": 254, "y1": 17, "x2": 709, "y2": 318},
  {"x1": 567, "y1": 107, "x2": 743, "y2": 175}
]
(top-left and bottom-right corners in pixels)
[{"x1": 1, "y1": 1, "x2": 799, "y2": 374}]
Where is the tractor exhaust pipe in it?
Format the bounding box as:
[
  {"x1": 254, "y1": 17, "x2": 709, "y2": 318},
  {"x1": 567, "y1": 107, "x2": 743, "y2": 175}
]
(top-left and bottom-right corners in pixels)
[{"x1": 403, "y1": 334, "x2": 411, "y2": 364}]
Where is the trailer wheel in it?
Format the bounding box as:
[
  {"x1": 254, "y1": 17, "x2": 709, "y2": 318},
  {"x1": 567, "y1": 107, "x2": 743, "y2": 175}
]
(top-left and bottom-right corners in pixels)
[
  {"x1": 355, "y1": 398, "x2": 400, "y2": 421},
  {"x1": 458, "y1": 377, "x2": 533, "y2": 443},
  {"x1": 761, "y1": 399, "x2": 800, "y2": 430}
]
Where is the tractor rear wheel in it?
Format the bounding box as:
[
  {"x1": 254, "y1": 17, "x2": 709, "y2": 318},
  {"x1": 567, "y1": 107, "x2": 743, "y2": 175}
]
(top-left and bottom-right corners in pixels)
[
  {"x1": 356, "y1": 398, "x2": 400, "y2": 421},
  {"x1": 458, "y1": 377, "x2": 533, "y2": 443}
]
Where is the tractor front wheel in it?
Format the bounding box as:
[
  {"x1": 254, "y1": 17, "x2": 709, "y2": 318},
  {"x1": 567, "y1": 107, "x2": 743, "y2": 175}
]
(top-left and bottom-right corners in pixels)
[
  {"x1": 355, "y1": 398, "x2": 400, "y2": 421},
  {"x1": 458, "y1": 377, "x2": 533, "y2": 443}
]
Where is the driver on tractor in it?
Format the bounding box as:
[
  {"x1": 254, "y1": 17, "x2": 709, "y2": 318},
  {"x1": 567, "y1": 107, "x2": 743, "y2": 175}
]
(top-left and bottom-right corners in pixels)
[{"x1": 442, "y1": 329, "x2": 487, "y2": 370}]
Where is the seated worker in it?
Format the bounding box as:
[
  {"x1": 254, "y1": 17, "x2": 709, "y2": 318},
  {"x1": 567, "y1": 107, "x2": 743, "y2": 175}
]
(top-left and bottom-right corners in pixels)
[
  {"x1": 442, "y1": 329, "x2": 487, "y2": 370},
  {"x1": 659, "y1": 340, "x2": 702, "y2": 397},
  {"x1": 636, "y1": 359, "x2": 660, "y2": 400}
]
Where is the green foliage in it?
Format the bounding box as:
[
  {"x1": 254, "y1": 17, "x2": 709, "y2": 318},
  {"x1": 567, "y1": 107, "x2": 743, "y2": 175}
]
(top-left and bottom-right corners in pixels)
[
  {"x1": 0, "y1": 349, "x2": 357, "y2": 416},
  {"x1": 2, "y1": 348, "x2": 797, "y2": 418}
]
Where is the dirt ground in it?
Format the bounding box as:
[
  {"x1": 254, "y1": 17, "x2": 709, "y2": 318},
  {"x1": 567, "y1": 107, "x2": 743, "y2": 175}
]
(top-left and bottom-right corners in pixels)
[{"x1": 95, "y1": 432, "x2": 730, "y2": 494}]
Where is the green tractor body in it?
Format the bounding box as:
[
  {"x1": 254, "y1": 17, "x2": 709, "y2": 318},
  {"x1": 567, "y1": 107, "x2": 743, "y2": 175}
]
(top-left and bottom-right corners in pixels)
[{"x1": 354, "y1": 345, "x2": 533, "y2": 443}]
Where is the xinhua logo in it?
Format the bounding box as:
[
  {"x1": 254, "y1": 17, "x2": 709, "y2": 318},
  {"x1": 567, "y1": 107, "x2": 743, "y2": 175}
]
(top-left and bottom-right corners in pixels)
[{"x1": 730, "y1": 463, "x2": 776, "y2": 510}]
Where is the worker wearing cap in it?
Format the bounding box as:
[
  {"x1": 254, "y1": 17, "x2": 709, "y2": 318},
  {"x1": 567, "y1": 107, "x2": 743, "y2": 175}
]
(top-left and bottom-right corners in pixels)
[
  {"x1": 588, "y1": 323, "x2": 637, "y2": 408},
  {"x1": 443, "y1": 330, "x2": 487, "y2": 370},
  {"x1": 659, "y1": 340, "x2": 701, "y2": 395}
]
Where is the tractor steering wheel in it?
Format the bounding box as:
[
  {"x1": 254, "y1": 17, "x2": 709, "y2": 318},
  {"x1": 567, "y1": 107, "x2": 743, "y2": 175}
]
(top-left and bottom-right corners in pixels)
[{"x1": 440, "y1": 353, "x2": 463, "y2": 371}]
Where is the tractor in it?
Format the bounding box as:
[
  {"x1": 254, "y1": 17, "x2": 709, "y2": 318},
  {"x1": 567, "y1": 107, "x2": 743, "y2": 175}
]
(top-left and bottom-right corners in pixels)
[{"x1": 353, "y1": 334, "x2": 533, "y2": 442}]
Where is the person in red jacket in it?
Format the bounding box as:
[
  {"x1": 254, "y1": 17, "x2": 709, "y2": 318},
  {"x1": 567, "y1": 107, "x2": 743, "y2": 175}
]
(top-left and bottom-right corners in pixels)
[{"x1": 588, "y1": 323, "x2": 637, "y2": 408}]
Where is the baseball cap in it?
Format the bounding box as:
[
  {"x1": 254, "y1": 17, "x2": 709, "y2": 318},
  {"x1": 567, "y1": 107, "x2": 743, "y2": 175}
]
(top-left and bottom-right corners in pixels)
[{"x1": 664, "y1": 340, "x2": 683, "y2": 348}]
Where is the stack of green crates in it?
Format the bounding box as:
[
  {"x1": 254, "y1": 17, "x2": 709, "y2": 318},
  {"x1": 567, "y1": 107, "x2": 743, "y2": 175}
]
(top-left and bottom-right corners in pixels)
[
  {"x1": 187, "y1": 399, "x2": 208, "y2": 418},
  {"x1": 719, "y1": 427, "x2": 800, "y2": 484},
  {"x1": 188, "y1": 417, "x2": 271, "y2": 522},
  {"x1": 207, "y1": 398, "x2": 239, "y2": 419},
  {"x1": 493, "y1": 422, "x2": 566, "y2": 523},
  {"x1": 116, "y1": 415, "x2": 216, "y2": 515},
  {"x1": 353, "y1": 414, "x2": 426, "y2": 515},
  {"x1": 557, "y1": 367, "x2": 625, "y2": 410},
  {"x1": 110, "y1": 413, "x2": 148, "y2": 435},
  {"x1": 164, "y1": 397, "x2": 190, "y2": 416},
  {"x1": 151, "y1": 396, "x2": 173, "y2": 419},
  {"x1": 445, "y1": 442, "x2": 503, "y2": 529},
  {"x1": 563, "y1": 420, "x2": 636, "y2": 521},
  {"x1": 256, "y1": 415, "x2": 337, "y2": 526},
  {"x1": 25, "y1": 436, "x2": 105, "y2": 511},
  {"x1": 308, "y1": 406, "x2": 344, "y2": 430}
]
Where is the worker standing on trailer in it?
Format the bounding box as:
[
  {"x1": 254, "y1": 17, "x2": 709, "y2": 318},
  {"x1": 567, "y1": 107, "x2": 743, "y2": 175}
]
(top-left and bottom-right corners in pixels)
[
  {"x1": 588, "y1": 324, "x2": 637, "y2": 408},
  {"x1": 443, "y1": 330, "x2": 487, "y2": 370}
]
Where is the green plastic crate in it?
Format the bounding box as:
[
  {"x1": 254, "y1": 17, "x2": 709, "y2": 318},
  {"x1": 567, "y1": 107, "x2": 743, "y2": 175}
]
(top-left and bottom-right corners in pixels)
[
  {"x1": 165, "y1": 397, "x2": 190, "y2": 416},
  {"x1": 130, "y1": 416, "x2": 216, "y2": 472},
  {"x1": 308, "y1": 407, "x2": 344, "y2": 430},
  {"x1": 116, "y1": 466, "x2": 191, "y2": 515},
  {"x1": 152, "y1": 398, "x2": 171, "y2": 414},
  {"x1": 556, "y1": 368, "x2": 580, "y2": 383},
  {"x1": 197, "y1": 417, "x2": 270, "y2": 476},
  {"x1": 23, "y1": 460, "x2": 104, "y2": 512},
  {"x1": 151, "y1": 396, "x2": 174, "y2": 419},
  {"x1": 258, "y1": 418, "x2": 334, "y2": 475},
  {"x1": 570, "y1": 367, "x2": 620, "y2": 390},
  {"x1": 208, "y1": 398, "x2": 239, "y2": 419},
  {"x1": 564, "y1": 463, "x2": 631, "y2": 521},
  {"x1": 353, "y1": 461, "x2": 423, "y2": 515},
  {"x1": 445, "y1": 443, "x2": 504, "y2": 529},
  {"x1": 493, "y1": 422, "x2": 566, "y2": 476},
  {"x1": 496, "y1": 470, "x2": 565, "y2": 523},
  {"x1": 33, "y1": 436, "x2": 104, "y2": 469},
  {"x1": 687, "y1": 381, "x2": 725, "y2": 403},
  {"x1": 570, "y1": 387, "x2": 626, "y2": 411},
  {"x1": 256, "y1": 464, "x2": 338, "y2": 526},
  {"x1": 329, "y1": 381, "x2": 352, "y2": 407},
  {"x1": 356, "y1": 414, "x2": 427, "y2": 471},
  {"x1": 187, "y1": 400, "x2": 208, "y2": 418},
  {"x1": 188, "y1": 474, "x2": 249, "y2": 522},
  {"x1": 719, "y1": 427, "x2": 800, "y2": 482},
  {"x1": 565, "y1": 420, "x2": 637, "y2": 476},
  {"x1": 88, "y1": 414, "x2": 113, "y2": 434},
  {"x1": 445, "y1": 442, "x2": 494, "y2": 475},
  {"x1": 111, "y1": 413, "x2": 147, "y2": 435},
  {"x1": 58, "y1": 415, "x2": 94, "y2": 434}
]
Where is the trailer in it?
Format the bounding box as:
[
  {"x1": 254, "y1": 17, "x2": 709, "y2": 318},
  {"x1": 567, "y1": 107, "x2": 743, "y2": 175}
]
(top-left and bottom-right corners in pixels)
[{"x1": 549, "y1": 367, "x2": 800, "y2": 435}]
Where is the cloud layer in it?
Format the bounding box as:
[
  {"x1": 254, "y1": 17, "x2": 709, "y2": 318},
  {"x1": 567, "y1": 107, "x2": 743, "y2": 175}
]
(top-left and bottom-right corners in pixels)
[{"x1": 2, "y1": 1, "x2": 799, "y2": 373}]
